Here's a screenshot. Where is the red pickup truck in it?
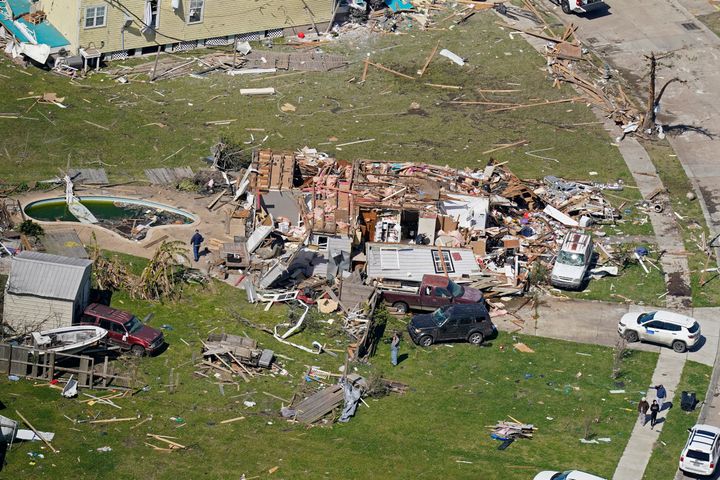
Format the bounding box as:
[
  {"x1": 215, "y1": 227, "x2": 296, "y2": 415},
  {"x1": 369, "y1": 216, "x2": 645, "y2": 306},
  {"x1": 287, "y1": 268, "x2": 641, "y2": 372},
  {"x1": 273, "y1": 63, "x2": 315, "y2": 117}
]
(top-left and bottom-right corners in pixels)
[
  {"x1": 382, "y1": 274, "x2": 484, "y2": 314},
  {"x1": 80, "y1": 303, "x2": 165, "y2": 356}
]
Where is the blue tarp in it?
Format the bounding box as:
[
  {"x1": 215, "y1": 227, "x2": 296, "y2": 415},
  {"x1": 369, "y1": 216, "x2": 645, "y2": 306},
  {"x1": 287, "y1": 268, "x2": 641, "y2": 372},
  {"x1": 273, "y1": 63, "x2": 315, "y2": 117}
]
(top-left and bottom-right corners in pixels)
[
  {"x1": 1, "y1": 0, "x2": 69, "y2": 49},
  {"x1": 6, "y1": 0, "x2": 32, "y2": 17},
  {"x1": 385, "y1": 0, "x2": 414, "y2": 12}
]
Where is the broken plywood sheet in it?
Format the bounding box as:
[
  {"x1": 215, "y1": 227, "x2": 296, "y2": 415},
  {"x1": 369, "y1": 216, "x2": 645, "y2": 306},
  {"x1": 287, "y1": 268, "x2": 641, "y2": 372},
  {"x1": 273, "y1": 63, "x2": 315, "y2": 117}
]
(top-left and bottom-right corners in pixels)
[
  {"x1": 145, "y1": 167, "x2": 194, "y2": 185},
  {"x1": 68, "y1": 168, "x2": 108, "y2": 185}
]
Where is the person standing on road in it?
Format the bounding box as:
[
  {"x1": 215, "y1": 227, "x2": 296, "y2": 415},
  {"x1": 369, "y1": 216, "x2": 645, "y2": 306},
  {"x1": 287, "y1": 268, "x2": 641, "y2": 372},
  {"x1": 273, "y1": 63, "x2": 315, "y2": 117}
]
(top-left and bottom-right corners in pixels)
[
  {"x1": 390, "y1": 332, "x2": 400, "y2": 366},
  {"x1": 190, "y1": 229, "x2": 204, "y2": 262},
  {"x1": 637, "y1": 397, "x2": 650, "y2": 426},
  {"x1": 650, "y1": 399, "x2": 660, "y2": 428},
  {"x1": 653, "y1": 384, "x2": 667, "y2": 409}
]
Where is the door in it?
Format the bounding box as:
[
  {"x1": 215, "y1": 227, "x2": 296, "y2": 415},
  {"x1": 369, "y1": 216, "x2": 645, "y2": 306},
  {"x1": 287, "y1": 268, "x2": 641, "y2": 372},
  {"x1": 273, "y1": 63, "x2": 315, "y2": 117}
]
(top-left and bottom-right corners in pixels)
[
  {"x1": 456, "y1": 308, "x2": 476, "y2": 339},
  {"x1": 662, "y1": 321, "x2": 682, "y2": 346},
  {"x1": 423, "y1": 286, "x2": 452, "y2": 309},
  {"x1": 640, "y1": 320, "x2": 670, "y2": 345},
  {"x1": 438, "y1": 308, "x2": 461, "y2": 340},
  {"x1": 100, "y1": 319, "x2": 128, "y2": 347}
]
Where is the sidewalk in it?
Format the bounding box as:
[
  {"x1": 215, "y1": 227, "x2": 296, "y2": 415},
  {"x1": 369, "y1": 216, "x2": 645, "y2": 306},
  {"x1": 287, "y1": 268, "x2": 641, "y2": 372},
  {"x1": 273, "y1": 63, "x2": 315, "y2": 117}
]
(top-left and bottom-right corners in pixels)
[{"x1": 613, "y1": 349, "x2": 685, "y2": 480}]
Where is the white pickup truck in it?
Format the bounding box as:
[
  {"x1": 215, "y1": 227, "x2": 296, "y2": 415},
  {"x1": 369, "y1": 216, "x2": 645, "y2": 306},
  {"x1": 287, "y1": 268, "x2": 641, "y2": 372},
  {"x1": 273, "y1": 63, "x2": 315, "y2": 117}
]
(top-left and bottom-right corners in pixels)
[{"x1": 549, "y1": 0, "x2": 606, "y2": 14}]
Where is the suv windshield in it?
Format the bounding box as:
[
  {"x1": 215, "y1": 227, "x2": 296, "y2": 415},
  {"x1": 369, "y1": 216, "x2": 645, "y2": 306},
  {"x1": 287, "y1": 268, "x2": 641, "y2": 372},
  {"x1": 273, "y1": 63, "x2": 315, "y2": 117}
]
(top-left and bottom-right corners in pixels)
[
  {"x1": 447, "y1": 280, "x2": 464, "y2": 298},
  {"x1": 557, "y1": 251, "x2": 585, "y2": 267},
  {"x1": 551, "y1": 472, "x2": 573, "y2": 480},
  {"x1": 431, "y1": 308, "x2": 448, "y2": 326},
  {"x1": 638, "y1": 312, "x2": 656, "y2": 323},
  {"x1": 123, "y1": 316, "x2": 143, "y2": 334}
]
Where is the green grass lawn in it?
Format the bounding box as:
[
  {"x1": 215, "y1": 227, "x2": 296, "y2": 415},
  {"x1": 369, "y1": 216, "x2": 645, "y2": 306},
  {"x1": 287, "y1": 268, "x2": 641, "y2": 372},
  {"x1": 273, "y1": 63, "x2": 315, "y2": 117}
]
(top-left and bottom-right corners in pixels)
[
  {"x1": 698, "y1": 11, "x2": 720, "y2": 38},
  {"x1": 641, "y1": 139, "x2": 720, "y2": 307},
  {"x1": 1, "y1": 273, "x2": 659, "y2": 479},
  {"x1": 0, "y1": 10, "x2": 633, "y2": 188},
  {"x1": 643, "y1": 360, "x2": 712, "y2": 480}
]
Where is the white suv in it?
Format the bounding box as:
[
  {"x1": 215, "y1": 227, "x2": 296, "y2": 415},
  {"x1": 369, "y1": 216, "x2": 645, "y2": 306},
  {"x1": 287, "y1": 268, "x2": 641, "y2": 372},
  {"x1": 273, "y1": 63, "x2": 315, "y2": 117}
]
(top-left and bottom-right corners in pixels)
[
  {"x1": 618, "y1": 310, "x2": 701, "y2": 353},
  {"x1": 680, "y1": 425, "x2": 720, "y2": 476}
]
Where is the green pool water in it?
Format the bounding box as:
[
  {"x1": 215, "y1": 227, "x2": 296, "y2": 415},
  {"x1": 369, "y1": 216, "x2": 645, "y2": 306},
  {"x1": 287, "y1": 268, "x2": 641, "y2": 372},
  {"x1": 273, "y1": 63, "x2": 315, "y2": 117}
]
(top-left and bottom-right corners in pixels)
[{"x1": 25, "y1": 197, "x2": 194, "y2": 227}]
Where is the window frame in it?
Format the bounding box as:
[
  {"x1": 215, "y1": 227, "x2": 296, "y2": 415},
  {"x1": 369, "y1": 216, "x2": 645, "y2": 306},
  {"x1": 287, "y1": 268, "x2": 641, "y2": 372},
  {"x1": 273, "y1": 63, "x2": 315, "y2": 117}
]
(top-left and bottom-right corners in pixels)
[
  {"x1": 84, "y1": 5, "x2": 107, "y2": 29},
  {"x1": 431, "y1": 249, "x2": 455, "y2": 274},
  {"x1": 187, "y1": 0, "x2": 205, "y2": 24}
]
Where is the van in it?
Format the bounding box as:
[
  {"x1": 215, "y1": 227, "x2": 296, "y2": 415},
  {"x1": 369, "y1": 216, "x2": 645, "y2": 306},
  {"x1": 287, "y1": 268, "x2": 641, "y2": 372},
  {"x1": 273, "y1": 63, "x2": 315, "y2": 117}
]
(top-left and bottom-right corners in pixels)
[{"x1": 550, "y1": 231, "x2": 593, "y2": 290}]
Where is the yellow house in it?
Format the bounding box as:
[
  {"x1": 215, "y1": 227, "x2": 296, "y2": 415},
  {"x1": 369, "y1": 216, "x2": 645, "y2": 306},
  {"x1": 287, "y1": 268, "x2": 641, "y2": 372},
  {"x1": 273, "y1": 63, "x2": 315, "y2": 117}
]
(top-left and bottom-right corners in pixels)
[{"x1": 38, "y1": 0, "x2": 334, "y2": 59}]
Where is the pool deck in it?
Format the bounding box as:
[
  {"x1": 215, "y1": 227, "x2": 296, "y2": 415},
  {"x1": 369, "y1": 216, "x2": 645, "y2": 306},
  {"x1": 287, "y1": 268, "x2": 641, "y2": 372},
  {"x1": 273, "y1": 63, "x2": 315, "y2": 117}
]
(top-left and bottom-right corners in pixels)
[{"x1": 17, "y1": 185, "x2": 241, "y2": 261}]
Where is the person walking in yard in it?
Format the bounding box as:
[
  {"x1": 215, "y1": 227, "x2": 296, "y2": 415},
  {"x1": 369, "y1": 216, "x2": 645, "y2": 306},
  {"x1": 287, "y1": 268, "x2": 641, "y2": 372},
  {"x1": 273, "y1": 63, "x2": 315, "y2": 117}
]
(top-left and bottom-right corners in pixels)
[
  {"x1": 653, "y1": 384, "x2": 667, "y2": 409},
  {"x1": 650, "y1": 399, "x2": 660, "y2": 428},
  {"x1": 190, "y1": 229, "x2": 204, "y2": 262},
  {"x1": 390, "y1": 332, "x2": 400, "y2": 366},
  {"x1": 638, "y1": 397, "x2": 649, "y2": 426}
]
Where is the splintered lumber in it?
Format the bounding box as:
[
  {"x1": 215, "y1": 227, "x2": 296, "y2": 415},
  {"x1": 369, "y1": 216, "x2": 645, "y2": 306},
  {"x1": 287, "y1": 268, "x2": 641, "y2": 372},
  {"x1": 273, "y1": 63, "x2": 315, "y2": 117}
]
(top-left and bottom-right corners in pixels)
[
  {"x1": 146, "y1": 433, "x2": 186, "y2": 449},
  {"x1": 486, "y1": 97, "x2": 583, "y2": 113},
  {"x1": 89, "y1": 416, "x2": 140, "y2": 424},
  {"x1": 361, "y1": 57, "x2": 370, "y2": 82},
  {"x1": 220, "y1": 416, "x2": 246, "y2": 424},
  {"x1": 15, "y1": 410, "x2": 58, "y2": 453},
  {"x1": 294, "y1": 384, "x2": 344, "y2": 423},
  {"x1": 418, "y1": 40, "x2": 440, "y2": 77},
  {"x1": 366, "y1": 61, "x2": 415, "y2": 80},
  {"x1": 482, "y1": 140, "x2": 528, "y2": 155}
]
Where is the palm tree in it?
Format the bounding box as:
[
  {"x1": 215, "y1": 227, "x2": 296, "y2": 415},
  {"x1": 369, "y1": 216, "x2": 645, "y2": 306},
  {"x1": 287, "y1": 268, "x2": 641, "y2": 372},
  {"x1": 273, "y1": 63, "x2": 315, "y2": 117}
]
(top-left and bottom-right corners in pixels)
[{"x1": 136, "y1": 240, "x2": 190, "y2": 301}]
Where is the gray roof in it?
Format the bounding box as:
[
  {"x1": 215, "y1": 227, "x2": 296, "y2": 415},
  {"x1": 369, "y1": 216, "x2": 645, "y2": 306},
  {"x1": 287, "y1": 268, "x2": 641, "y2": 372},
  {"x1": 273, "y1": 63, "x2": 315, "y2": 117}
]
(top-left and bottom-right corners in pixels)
[{"x1": 7, "y1": 251, "x2": 92, "y2": 300}]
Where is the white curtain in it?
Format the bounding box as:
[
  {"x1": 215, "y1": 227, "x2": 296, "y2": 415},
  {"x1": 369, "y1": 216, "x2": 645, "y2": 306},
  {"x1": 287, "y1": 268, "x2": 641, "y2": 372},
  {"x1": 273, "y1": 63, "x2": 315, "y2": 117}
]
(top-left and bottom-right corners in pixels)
[
  {"x1": 171, "y1": 0, "x2": 180, "y2": 10},
  {"x1": 142, "y1": 1, "x2": 152, "y2": 32}
]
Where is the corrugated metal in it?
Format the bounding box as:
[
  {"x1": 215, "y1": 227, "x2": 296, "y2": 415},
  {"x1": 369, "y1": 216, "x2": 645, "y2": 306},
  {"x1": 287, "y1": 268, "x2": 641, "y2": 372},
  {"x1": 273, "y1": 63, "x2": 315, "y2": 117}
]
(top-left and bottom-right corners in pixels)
[
  {"x1": 365, "y1": 243, "x2": 481, "y2": 282},
  {"x1": 7, "y1": 252, "x2": 92, "y2": 300}
]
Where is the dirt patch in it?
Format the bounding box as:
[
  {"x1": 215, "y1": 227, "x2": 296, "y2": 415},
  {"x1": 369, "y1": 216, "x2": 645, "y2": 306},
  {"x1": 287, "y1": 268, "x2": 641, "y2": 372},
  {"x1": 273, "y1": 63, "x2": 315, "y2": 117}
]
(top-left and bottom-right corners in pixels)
[{"x1": 667, "y1": 271, "x2": 691, "y2": 297}]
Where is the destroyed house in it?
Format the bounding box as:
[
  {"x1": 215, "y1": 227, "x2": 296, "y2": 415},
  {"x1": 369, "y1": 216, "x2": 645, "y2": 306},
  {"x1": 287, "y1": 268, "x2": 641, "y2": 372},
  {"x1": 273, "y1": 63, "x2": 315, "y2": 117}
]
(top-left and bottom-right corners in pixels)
[
  {"x1": 365, "y1": 243, "x2": 481, "y2": 283},
  {"x1": 33, "y1": 0, "x2": 333, "y2": 64},
  {"x1": 3, "y1": 252, "x2": 93, "y2": 334}
]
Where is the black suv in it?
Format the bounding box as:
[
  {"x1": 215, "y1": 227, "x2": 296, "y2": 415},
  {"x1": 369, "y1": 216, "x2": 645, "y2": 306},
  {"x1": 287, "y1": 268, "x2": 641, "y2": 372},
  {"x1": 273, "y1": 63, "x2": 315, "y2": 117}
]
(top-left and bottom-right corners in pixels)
[{"x1": 407, "y1": 303, "x2": 495, "y2": 347}]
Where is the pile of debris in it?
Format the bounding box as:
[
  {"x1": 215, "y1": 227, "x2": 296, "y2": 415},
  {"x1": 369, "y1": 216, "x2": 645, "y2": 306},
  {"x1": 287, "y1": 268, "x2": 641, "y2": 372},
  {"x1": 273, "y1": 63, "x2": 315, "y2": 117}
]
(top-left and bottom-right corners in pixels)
[
  {"x1": 281, "y1": 372, "x2": 367, "y2": 424},
  {"x1": 489, "y1": 419, "x2": 537, "y2": 449},
  {"x1": 183, "y1": 143, "x2": 638, "y2": 362},
  {"x1": 198, "y1": 333, "x2": 276, "y2": 383}
]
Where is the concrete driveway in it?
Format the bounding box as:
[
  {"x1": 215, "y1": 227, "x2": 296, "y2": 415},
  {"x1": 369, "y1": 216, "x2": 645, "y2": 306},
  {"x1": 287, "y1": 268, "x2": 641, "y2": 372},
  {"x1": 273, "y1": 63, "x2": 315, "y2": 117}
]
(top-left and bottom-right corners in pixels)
[
  {"x1": 541, "y1": 0, "x2": 720, "y2": 243},
  {"x1": 496, "y1": 297, "x2": 720, "y2": 366}
]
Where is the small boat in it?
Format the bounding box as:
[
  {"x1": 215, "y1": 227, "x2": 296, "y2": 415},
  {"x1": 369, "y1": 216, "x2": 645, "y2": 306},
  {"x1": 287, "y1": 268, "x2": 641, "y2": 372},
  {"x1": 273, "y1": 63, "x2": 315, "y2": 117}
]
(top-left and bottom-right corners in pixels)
[
  {"x1": 0, "y1": 415, "x2": 18, "y2": 443},
  {"x1": 23, "y1": 325, "x2": 107, "y2": 355}
]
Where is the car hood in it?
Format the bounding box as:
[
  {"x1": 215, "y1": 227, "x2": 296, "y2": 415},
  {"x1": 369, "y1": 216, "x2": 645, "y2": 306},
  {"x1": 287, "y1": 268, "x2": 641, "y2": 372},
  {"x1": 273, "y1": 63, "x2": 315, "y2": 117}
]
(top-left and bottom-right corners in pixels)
[
  {"x1": 552, "y1": 262, "x2": 586, "y2": 279},
  {"x1": 133, "y1": 325, "x2": 163, "y2": 343},
  {"x1": 458, "y1": 287, "x2": 483, "y2": 303},
  {"x1": 620, "y1": 312, "x2": 641, "y2": 327},
  {"x1": 411, "y1": 314, "x2": 436, "y2": 330}
]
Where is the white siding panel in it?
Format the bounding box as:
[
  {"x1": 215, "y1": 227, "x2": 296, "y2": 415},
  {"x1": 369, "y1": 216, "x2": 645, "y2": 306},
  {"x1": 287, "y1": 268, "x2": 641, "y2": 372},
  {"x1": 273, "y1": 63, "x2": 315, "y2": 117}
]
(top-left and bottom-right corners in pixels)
[
  {"x1": 366, "y1": 243, "x2": 480, "y2": 282},
  {"x1": 3, "y1": 294, "x2": 75, "y2": 333}
]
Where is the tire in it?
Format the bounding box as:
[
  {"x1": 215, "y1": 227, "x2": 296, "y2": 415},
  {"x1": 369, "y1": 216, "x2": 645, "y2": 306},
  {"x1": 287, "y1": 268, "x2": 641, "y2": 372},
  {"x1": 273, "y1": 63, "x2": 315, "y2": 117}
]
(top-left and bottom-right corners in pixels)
[
  {"x1": 672, "y1": 340, "x2": 687, "y2": 353},
  {"x1": 131, "y1": 344, "x2": 146, "y2": 357},
  {"x1": 561, "y1": 1, "x2": 572, "y2": 14},
  {"x1": 393, "y1": 302, "x2": 409, "y2": 314},
  {"x1": 624, "y1": 330, "x2": 639, "y2": 343},
  {"x1": 468, "y1": 332, "x2": 484, "y2": 345},
  {"x1": 419, "y1": 335, "x2": 434, "y2": 347}
]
